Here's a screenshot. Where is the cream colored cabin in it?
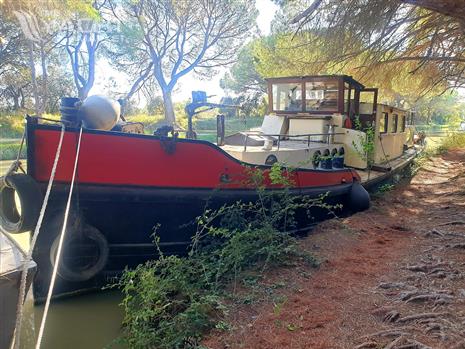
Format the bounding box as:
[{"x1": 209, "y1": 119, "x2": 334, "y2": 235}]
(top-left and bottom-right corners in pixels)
[{"x1": 220, "y1": 75, "x2": 413, "y2": 171}]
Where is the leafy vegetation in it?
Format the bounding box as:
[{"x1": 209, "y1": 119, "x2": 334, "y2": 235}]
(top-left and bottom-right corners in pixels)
[
  {"x1": 222, "y1": 32, "x2": 465, "y2": 127},
  {"x1": 352, "y1": 116, "x2": 376, "y2": 172},
  {"x1": 287, "y1": 1, "x2": 465, "y2": 96},
  {"x1": 436, "y1": 132, "x2": 465, "y2": 154},
  {"x1": 0, "y1": 113, "x2": 25, "y2": 138},
  {"x1": 115, "y1": 164, "x2": 331, "y2": 349},
  {"x1": 0, "y1": 142, "x2": 26, "y2": 161}
]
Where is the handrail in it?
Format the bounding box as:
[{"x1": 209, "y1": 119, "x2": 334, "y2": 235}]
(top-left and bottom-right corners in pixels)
[
  {"x1": 238, "y1": 130, "x2": 344, "y2": 138},
  {"x1": 239, "y1": 130, "x2": 344, "y2": 151}
]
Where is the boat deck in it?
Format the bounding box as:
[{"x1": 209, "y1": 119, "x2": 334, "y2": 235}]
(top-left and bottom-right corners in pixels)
[
  {"x1": 221, "y1": 139, "x2": 336, "y2": 153},
  {"x1": 358, "y1": 147, "x2": 420, "y2": 188},
  {"x1": 1, "y1": 233, "x2": 35, "y2": 349},
  {"x1": 0, "y1": 233, "x2": 25, "y2": 276}
]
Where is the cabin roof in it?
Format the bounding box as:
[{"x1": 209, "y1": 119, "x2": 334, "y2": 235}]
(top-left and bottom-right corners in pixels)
[
  {"x1": 265, "y1": 75, "x2": 365, "y2": 90},
  {"x1": 376, "y1": 103, "x2": 408, "y2": 113}
]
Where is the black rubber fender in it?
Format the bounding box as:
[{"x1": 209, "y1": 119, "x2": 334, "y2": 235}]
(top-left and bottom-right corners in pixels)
[
  {"x1": 348, "y1": 181, "x2": 370, "y2": 212},
  {"x1": 0, "y1": 173, "x2": 42, "y2": 233},
  {"x1": 49, "y1": 222, "x2": 109, "y2": 282}
]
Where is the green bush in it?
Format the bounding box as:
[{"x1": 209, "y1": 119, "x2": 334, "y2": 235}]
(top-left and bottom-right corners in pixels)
[
  {"x1": 437, "y1": 132, "x2": 465, "y2": 153},
  {"x1": 0, "y1": 113, "x2": 25, "y2": 138},
  {"x1": 115, "y1": 164, "x2": 330, "y2": 349},
  {"x1": 0, "y1": 142, "x2": 26, "y2": 161}
]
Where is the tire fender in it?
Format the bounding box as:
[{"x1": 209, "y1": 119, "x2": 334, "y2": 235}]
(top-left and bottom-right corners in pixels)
[
  {"x1": 49, "y1": 222, "x2": 109, "y2": 282},
  {"x1": 0, "y1": 173, "x2": 42, "y2": 234}
]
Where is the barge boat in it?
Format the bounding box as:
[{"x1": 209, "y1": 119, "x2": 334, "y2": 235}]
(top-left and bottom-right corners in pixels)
[{"x1": 0, "y1": 75, "x2": 423, "y2": 301}]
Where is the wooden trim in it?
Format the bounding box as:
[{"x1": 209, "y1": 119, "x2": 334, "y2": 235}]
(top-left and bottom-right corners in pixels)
[
  {"x1": 267, "y1": 81, "x2": 273, "y2": 114},
  {"x1": 301, "y1": 81, "x2": 306, "y2": 112},
  {"x1": 287, "y1": 115, "x2": 333, "y2": 120},
  {"x1": 337, "y1": 78, "x2": 344, "y2": 114},
  {"x1": 346, "y1": 84, "x2": 352, "y2": 117},
  {"x1": 354, "y1": 88, "x2": 360, "y2": 116},
  {"x1": 270, "y1": 77, "x2": 342, "y2": 114},
  {"x1": 265, "y1": 75, "x2": 365, "y2": 90}
]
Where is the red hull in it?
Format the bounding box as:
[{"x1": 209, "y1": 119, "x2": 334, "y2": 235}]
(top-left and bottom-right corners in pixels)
[
  {"x1": 29, "y1": 124, "x2": 358, "y2": 189},
  {"x1": 26, "y1": 120, "x2": 362, "y2": 301}
]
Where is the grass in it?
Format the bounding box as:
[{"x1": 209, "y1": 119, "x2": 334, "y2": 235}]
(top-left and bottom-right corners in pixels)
[
  {"x1": 415, "y1": 124, "x2": 457, "y2": 133},
  {"x1": 0, "y1": 112, "x2": 264, "y2": 161},
  {"x1": 127, "y1": 113, "x2": 264, "y2": 141},
  {"x1": 195, "y1": 117, "x2": 263, "y2": 143},
  {"x1": 0, "y1": 112, "x2": 25, "y2": 138},
  {"x1": 0, "y1": 141, "x2": 26, "y2": 161}
]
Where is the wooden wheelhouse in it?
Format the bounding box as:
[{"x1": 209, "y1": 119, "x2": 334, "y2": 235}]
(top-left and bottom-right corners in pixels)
[
  {"x1": 222, "y1": 75, "x2": 412, "y2": 170},
  {"x1": 267, "y1": 75, "x2": 369, "y2": 117}
]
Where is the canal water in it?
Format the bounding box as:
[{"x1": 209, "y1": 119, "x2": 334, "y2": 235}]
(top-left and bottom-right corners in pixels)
[
  {"x1": 31, "y1": 291, "x2": 123, "y2": 349},
  {"x1": 13, "y1": 232, "x2": 124, "y2": 349},
  {"x1": 0, "y1": 160, "x2": 125, "y2": 349}
]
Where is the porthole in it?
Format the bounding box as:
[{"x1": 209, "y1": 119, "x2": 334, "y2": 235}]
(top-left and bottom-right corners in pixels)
[{"x1": 265, "y1": 154, "x2": 278, "y2": 165}]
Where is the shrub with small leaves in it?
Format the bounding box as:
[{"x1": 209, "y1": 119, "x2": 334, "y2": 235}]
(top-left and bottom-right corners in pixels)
[{"x1": 115, "y1": 164, "x2": 335, "y2": 348}]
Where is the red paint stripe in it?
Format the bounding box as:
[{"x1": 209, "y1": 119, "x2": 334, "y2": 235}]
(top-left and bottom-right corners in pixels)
[{"x1": 32, "y1": 128, "x2": 355, "y2": 189}]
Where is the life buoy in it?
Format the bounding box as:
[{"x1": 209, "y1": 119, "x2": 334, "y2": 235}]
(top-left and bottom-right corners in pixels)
[
  {"x1": 49, "y1": 222, "x2": 109, "y2": 282},
  {"x1": 0, "y1": 173, "x2": 42, "y2": 233}
]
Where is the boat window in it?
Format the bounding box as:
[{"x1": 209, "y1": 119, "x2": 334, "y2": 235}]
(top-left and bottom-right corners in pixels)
[
  {"x1": 265, "y1": 154, "x2": 278, "y2": 165},
  {"x1": 344, "y1": 83, "x2": 351, "y2": 113},
  {"x1": 305, "y1": 80, "x2": 338, "y2": 112},
  {"x1": 272, "y1": 83, "x2": 303, "y2": 112},
  {"x1": 390, "y1": 114, "x2": 398, "y2": 133},
  {"x1": 399, "y1": 114, "x2": 406, "y2": 132},
  {"x1": 359, "y1": 91, "x2": 374, "y2": 115},
  {"x1": 380, "y1": 112, "x2": 388, "y2": 134}
]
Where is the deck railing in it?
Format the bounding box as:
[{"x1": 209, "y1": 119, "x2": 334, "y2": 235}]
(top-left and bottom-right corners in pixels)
[{"x1": 238, "y1": 130, "x2": 344, "y2": 151}]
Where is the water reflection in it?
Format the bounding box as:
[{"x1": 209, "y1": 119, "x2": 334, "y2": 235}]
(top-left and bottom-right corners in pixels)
[
  {"x1": 9, "y1": 225, "x2": 124, "y2": 349},
  {"x1": 24, "y1": 290, "x2": 123, "y2": 349}
]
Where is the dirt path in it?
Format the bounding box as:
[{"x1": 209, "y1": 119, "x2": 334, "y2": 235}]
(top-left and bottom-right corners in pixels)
[{"x1": 204, "y1": 149, "x2": 465, "y2": 349}]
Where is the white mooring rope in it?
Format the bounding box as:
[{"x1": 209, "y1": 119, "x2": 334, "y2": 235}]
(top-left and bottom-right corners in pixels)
[
  {"x1": 12, "y1": 123, "x2": 66, "y2": 349},
  {"x1": 35, "y1": 126, "x2": 83, "y2": 349}
]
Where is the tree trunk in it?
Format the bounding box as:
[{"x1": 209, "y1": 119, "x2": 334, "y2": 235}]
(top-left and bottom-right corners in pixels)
[
  {"x1": 19, "y1": 89, "x2": 25, "y2": 109},
  {"x1": 28, "y1": 41, "x2": 41, "y2": 116},
  {"x1": 161, "y1": 88, "x2": 176, "y2": 126},
  {"x1": 12, "y1": 90, "x2": 20, "y2": 110},
  {"x1": 39, "y1": 43, "x2": 48, "y2": 114}
]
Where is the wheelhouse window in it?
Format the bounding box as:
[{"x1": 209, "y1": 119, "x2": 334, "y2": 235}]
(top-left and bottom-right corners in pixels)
[
  {"x1": 272, "y1": 83, "x2": 303, "y2": 112},
  {"x1": 344, "y1": 83, "x2": 351, "y2": 114},
  {"x1": 390, "y1": 114, "x2": 398, "y2": 133},
  {"x1": 305, "y1": 80, "x2": 339, "y2": 112},
  {"x1": 380, "y1": 112, "x2": 388, "y2": 134},
  {"x1": 399, "y1": 114, "x2": 406, "y2": 132}
]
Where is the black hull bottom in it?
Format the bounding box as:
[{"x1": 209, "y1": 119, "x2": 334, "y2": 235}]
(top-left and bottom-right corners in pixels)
[{"x1": 33, "y1": 183, "x2": 353, "y2": 302}]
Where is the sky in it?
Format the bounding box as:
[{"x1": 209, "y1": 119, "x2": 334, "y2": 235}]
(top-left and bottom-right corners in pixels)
[{"x1": 91, "y1": 0, "x2": 279, "y2": 104}]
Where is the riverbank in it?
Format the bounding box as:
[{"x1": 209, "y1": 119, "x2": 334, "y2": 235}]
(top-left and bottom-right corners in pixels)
[{"x1": 203, "y1": 147, "x2": 465, "y2": 348}]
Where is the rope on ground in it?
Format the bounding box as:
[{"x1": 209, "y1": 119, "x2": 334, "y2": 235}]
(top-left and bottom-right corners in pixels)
[
  {"x1": 35, "y1": 126, "x2": 83, "y2": 349},
  {"x1": 12, "y1": 123, "x2": 66, "y2": 349}
]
